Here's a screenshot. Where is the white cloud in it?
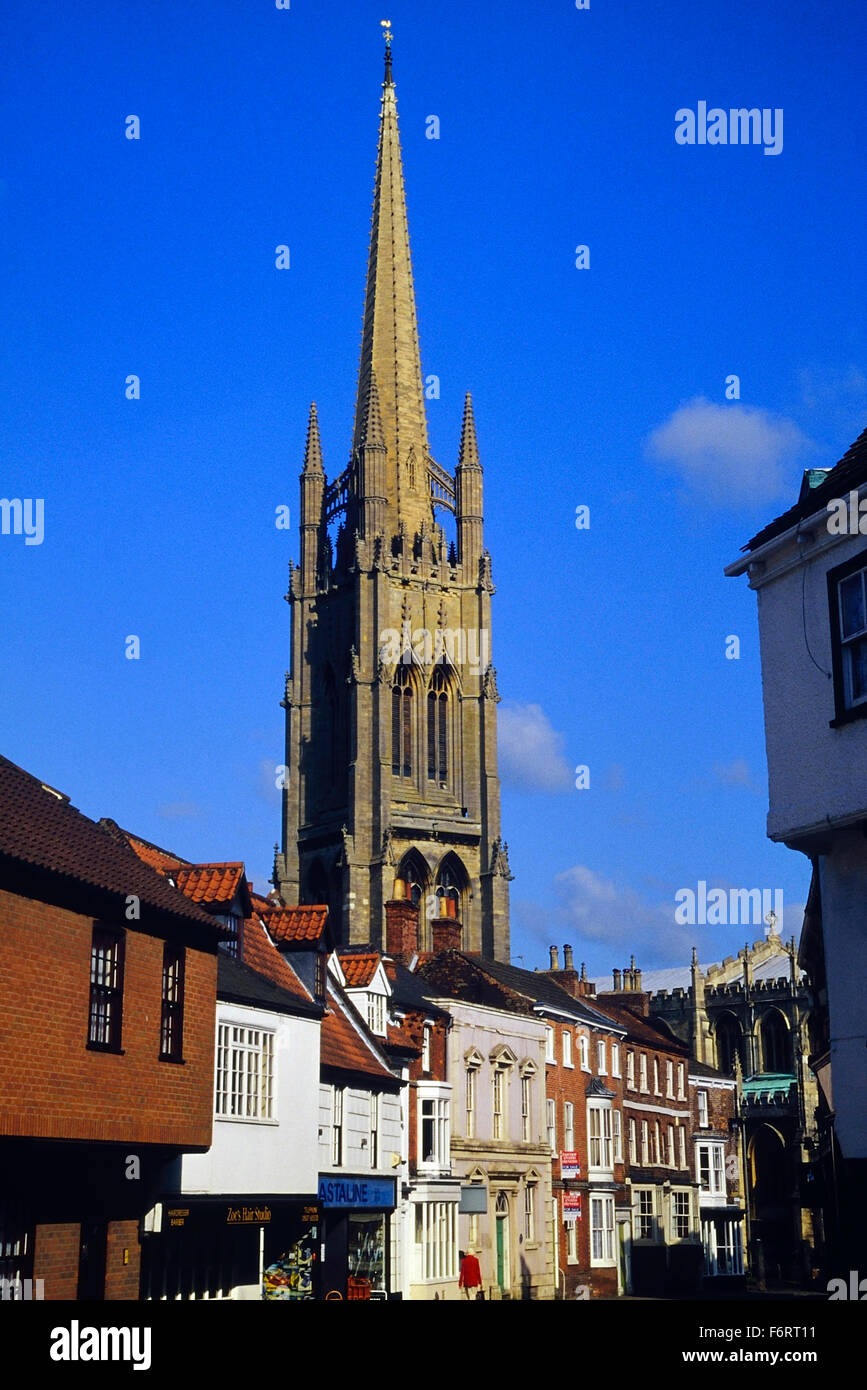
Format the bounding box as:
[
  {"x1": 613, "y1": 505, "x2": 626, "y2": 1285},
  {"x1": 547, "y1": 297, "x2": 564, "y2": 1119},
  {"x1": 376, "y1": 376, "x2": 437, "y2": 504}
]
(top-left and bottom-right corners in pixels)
[
  {"x1": 645, "y1": 397, "x2": 815, "y2": 507},
  {"x1": 497, "y1": 702, "x2": 572, "y2": 793},
  {"x1": 713, "y1": 757, "x2": 761, "y2": 792},
  {"x1": 157, "y1": 800, "x2": 202, "y2": 819},
  {"x1": 548, "y1": 864, "x2": 696, "y2": 962}
]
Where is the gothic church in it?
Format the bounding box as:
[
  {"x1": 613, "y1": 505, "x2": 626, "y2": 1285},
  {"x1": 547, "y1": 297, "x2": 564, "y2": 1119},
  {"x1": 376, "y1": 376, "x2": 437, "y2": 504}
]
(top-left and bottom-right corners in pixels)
[{"x1": 274, "y1": 33, "x2": 512, "y2": 960}]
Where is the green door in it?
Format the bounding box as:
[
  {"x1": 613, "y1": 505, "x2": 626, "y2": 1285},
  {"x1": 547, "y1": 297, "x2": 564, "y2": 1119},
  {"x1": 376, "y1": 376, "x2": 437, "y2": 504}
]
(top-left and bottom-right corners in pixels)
[{"x1": 496, "y1": 1215, "x2": 505, "y2": 1290}]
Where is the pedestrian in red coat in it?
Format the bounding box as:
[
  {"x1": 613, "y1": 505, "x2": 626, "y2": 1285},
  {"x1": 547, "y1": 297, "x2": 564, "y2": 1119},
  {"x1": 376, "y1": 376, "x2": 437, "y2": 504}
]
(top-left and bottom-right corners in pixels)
[{"x1": 459, "y1": 1249, "x2": 483, "y2": 1299}]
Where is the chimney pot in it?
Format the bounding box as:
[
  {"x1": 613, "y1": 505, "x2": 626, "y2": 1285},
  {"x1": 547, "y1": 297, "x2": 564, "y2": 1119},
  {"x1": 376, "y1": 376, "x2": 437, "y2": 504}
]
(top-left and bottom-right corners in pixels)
[
  {"x1": 549, "y1": 946, "x2": 560, "y2": 971},
  {"x1": 563, "y1": 944, "x2": 574, "y2": 971},
  {"x1": 613, "y1": 968, "x2": 622, "y2": 990}
]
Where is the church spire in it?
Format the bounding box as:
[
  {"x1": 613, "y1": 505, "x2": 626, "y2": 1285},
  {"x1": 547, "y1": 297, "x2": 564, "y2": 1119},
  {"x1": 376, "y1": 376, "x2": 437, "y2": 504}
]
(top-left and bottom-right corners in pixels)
[
  {"x1": 351, "y1": 24, "x2": 431, "y2": 533},
  {"x1": 302, "y1": 400, "x2": 324, "y2": 475}
]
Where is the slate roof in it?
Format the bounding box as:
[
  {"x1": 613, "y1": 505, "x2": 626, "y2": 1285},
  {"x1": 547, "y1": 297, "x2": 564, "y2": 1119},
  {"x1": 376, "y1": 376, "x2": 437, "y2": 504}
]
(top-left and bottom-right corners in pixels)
[
  {"x1": 477, "y1": 956, "x2": 626, "y2": 1031},
  {"x1": 0, "y1": 755, "x2": 220, "y2": 932},
  {"x1": 217, "y1": 954, "x2": 321, "y2": 1018},
  {"x1": 744, "y1": 423, "x2": 867, "y2": 551},
  {"x1": 689, "y1": 1059, "x2": 734, "y2": 1081},
  {"x1": 590, "y1": 997, "x2": 690, "y2": 1054},
  {"x1": 389, "y1": 960, "x2": 451, "y2": 1019}
]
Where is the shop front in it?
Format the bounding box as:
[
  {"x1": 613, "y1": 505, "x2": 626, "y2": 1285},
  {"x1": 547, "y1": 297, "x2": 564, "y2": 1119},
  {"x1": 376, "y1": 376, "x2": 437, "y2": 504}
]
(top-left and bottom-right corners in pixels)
[
  {"x1": 317, "y1": 1175, "x2": 397, "y2": 1301},
  {"x1": 141, "y1": 1195, "x2": 320, "y2": 1301}
]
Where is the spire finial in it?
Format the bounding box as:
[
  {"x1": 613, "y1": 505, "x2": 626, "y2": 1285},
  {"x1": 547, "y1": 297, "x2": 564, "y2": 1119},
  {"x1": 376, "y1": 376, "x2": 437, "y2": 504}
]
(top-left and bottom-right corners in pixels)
[{"x1": 381, "y1": 19, "x2": 393, "y2": 83}]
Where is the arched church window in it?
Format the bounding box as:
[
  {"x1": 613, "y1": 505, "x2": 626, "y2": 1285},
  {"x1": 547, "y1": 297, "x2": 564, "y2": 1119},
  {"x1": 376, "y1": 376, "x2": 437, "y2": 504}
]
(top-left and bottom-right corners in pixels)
[
  {"x1": 715, "y1": 1014, "x2": 743, "y2": 1076},
  {"x1": 427, "y1": 667, "x2": 448, "y2": 783},
  {"x1": 392, "y1": 665, "x2": 413, "y2": 778},
  {"x1": 760, "y1": 1010, "x2": 789, "y2": 1073}
]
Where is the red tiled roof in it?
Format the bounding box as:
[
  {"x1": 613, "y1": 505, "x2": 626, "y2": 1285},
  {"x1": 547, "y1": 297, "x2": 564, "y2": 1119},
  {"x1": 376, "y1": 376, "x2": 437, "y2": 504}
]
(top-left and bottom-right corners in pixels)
[
  {"x1": 321, "y1": 983, "x2": 398, "y2": 1083},
  {"x1": 0, "y1": 756, "x2": 218, "y2": 931},
  {"x1": 240, "y1": 914, "x2": 312, "y2": 1003},
  {"x1": 338, "y1": 952, "x2": 380, "y2": 988},
  {"x1": 265, "y1": 905, "x2": 329, "y2": 943},
  {"x1": 100, "y1": 822, "x2": 189, "y2": 875},
  {"x1": 174, "y1": 863, "x2": 246, "y2": 910}
]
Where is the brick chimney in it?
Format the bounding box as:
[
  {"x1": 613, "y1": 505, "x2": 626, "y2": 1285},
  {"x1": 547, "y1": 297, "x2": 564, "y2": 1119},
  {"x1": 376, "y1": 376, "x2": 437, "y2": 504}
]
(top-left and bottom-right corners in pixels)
[
  {"x1": 431, "y1": 917, "x2": 463, "y2": 953},
  {"x1": 597, "y1": 955, "x2": 650, "y2": 1016},
  {"x1": 553, "y1": 946, "x2": 597, "y2": 999},
  {"x1": 385, "y1": 890, "x2": 418, "y2": 964}
]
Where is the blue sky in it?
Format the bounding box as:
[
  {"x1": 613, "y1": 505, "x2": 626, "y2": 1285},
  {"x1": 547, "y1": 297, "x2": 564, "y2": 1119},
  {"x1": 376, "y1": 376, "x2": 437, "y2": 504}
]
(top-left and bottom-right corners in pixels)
[{"x1": 2, "y1": 0, "x2": 864, "y2": 976}]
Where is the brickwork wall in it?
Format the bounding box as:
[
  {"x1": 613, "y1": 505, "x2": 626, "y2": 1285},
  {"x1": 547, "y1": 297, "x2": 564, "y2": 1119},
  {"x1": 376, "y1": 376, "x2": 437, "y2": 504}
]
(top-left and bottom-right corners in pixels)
[
  {"x1": 0, "y1": 888, "x2": 217, "y2": 1148},
  {"x1": 33, "y1": 1223, "x2": 79, "y2": 1300}
]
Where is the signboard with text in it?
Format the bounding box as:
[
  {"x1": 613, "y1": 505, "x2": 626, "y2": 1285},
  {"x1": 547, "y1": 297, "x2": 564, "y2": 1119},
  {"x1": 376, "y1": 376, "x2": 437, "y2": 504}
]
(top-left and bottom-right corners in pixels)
[
  {"x1": 560, "y1": 1151, "x2": 581, "y2": 1179},
  {"x1": 563, "y1": 1193, "x2": 582, "y2": 1222}
]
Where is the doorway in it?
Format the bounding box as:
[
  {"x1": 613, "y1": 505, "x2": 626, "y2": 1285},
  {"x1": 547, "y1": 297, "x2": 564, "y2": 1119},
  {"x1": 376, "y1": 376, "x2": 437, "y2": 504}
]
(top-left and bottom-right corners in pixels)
[{"x1": 495, "y1": 1192, "x2": 510, "y2": 1295}]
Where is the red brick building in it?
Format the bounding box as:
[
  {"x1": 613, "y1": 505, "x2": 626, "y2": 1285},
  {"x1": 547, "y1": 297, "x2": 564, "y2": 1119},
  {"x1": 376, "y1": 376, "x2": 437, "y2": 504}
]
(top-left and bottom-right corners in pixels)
[
  {"x1": 593, "y1": 965, "x2": 701, "y2": 1296},
  {"x1": 0, "y1": 755, "x2": 227, "y2": 1300}
]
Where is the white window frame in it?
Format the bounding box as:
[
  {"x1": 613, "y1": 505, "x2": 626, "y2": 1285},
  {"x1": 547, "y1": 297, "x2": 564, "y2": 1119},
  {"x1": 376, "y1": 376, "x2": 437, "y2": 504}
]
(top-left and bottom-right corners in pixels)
[
  {"x1": 639, "y1": 1053, "x2": 648, "y2": 1093},
  {"x1": 678, "y1": 1124, "x2": 687, "y2": 1169},
  {"x1": 369, "y1": 1091, "x2": 379, "y2": 1168},
  {"x1": 697, "y1": 1088, "x2": 709, "y2": 1128},
  {"x1": 613, "y1": 1108, "x2": 623, "y2": 1163},
  {"x1": 665, "y1": 1060, "x2": 674, "y2": 1098},
  {"x1": 611, "y1": 1042, "x2": 621, "y2": 1077},
  {"x1": 562, "y1": 1030, "x2": 573, "y2": 1068},
  {"x1": 653, "y1": 1121, "x2": 661, "y2": 1165},
  {"x1": 421, "y1": 1023, "x2": 432, "y2": 1073},
  {"x1": 492, "y1": 1066, "x2": 506, "y2": 1140},
  {"x1": 677, "y1": 1062, "x2": 685, "y2": 1100},
  {"x1": 590, "y1": 1195, "x2": 616, "y2": 1266},
  {"x1": 597, "y1": 1040, "x2": 607, "y2": 1075},
  {"x1": 563, "y1": 1101, "x2": 574, "y2": 1153},
  {"x1": 626, "y1": 1050, "x2": 635, "y2": 1089},
  {"x1": 671, "y1": 1189, "x2": 692, "y2": 1242},
  {"x1": 667, "y1": 1124, "x2": 675, "y2": 1168},
  {"x1": 215, "y1": 1022, "x2": 275, "y2": 1122},
  {"x1": 524, "y1": 1181, "x2": 537, "y2": 1244},
  {"x1": 633, "y1": 1187, "x2": 656, "y2": 1242},
  {"x1": 332, "y1": 1084, "x2": 344, "y2": 1165},
  {"x1": 419, "y1": 1087, "x2": 451, "y2": 1171},
  {"x1": 367, "y1": 991, "x2": 385, "y2": 1036},
  {"x1": 628, "y1": 1118, "x2": 637, "y2": 1164},
  {"x1": 640, "y1": 1119, "x2": 649, "y2": 1165},
  {"x1": 521, "y1": 1074, "x2": 532, "y2": 1142},
  {"x1": 546, "y1": 1097, "x2": 557, "y2": 1151},
  {"x1": 545, "y1": 1026, "x2": 555, "y2": 1063},
  {"x1": 465, "y1": 1061, "x2": 479, "y2": 1139},
  {"x1": 653, "y1": 1058, "x2": 661, "y2": 1095},
  {"x1": 564, "y1": 1202, "x2": 579, "y2": 1262},
  {"x1": 578, "y1": 1034, "x2": 590, "y2": 1071},
  {"x1": 697, "y1": 1142, "x2": 725, "y2": 1197},
  {"x1": 588, "y1": 1101, "x2": 613, "y2": 1173}
]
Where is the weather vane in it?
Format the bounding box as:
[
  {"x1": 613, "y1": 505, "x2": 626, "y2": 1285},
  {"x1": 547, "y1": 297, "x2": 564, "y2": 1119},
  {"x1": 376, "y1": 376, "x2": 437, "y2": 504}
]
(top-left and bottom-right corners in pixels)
[{"x1": 380, "y1": 19, "x2": 393, "y2": 46}]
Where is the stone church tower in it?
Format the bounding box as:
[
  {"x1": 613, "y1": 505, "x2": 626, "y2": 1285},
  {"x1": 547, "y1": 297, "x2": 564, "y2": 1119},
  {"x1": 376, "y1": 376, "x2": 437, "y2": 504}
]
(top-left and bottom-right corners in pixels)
[{"x1": 273, "y1": 32, "x2": 512, "y2": 960}]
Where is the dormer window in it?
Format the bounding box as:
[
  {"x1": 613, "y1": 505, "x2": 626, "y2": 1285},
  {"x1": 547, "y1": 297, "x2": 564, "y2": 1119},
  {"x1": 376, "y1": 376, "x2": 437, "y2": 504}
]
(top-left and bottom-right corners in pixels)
[
  {"x1": 367, "y1": 992, "x2": 386, "y2": 1036},
  {"x1": 217, "y1": 913, "x2": 241, "y2": 959}
]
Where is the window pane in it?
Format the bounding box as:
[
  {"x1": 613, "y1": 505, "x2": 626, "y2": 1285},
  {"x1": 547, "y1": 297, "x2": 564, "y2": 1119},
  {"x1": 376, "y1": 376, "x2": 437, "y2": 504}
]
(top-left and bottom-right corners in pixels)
[
  {"x1": 840, "y1": 573, "x2": 866, "y2": 639},
  {"x1": 846, "y1": 636, "x2": 867, "y2": 703}
]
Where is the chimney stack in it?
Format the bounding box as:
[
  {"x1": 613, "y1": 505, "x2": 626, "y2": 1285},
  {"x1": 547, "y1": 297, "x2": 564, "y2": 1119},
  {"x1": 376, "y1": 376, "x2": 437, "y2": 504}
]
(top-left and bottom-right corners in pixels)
[
  {"x1": 432, "y1": 918, "x2": 462, "y2": 953},
  {"x1": 563, "y1": 944, "x2": 574, "y2": 971},
  {"x1": 613, "y1": 968, "x2": 622, "y2": 990},
  {"x1": 549, "y1": 945, "x2": 560, "y2": 971},
  {"x1": 385, "y1": 895, "x2": 418, "y2": 964}
]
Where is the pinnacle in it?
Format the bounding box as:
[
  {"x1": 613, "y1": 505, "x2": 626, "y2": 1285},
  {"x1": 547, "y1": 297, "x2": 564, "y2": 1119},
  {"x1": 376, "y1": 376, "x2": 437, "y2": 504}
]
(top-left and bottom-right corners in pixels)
[
  {"x1": 458, "y1": 392, "x2": 481, "y2": 470},
  {"x1": 303, "y1": 401, "x2": 324, "y2": 475},
  {"x1": 361, "y1": 372, "x2": 386, "y2": 449}
]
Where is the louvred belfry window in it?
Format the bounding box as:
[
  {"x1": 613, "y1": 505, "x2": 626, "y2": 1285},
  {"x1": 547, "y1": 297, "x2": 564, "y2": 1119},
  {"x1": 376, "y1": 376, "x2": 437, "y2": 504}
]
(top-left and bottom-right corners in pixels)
[
  {"x1": 427, "y1": 667, "x2": 448, "y2": 783},
  {"x1": 392, "y1": 665, "x2": 413, "y2": 777}
]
